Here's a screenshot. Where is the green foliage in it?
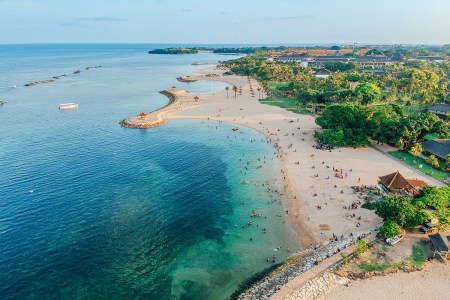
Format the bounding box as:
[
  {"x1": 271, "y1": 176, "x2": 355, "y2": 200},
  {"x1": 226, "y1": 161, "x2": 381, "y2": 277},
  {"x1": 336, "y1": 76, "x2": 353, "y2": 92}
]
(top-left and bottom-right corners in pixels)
[
  {"x1": 375, "y1": 195, "x2": 429, "y2": 227},
  {"x1": 324, "y1": 61, "x2": 358, "y2": 72},
  {"x1": 409, "y1": 143, "x2": 424, "y2": 157},
  {"x1": 341, "y1": 253, "x2": 349, "y2": 264},
  {"x1": 214, "y1": 47, "x2": 258, "y2": 54},
  {"x1": 355, "y1": 82, "x2": 382, "y2": 105},
  {"x1": 414, "y1": 186, "x2": 450, "y2": 210},
  {"x1": 380, "y1": 221, "x2": 402, "y2": 238},
  {"x1": 432, "y1": 210, "x2": 450, "y2": 231},
  {"x1": 426, "y1": 155, "x2": 440, "y2": 168},
  {"x1": 148, "y1": 48, "x2": 199, "y2": 54},
  {"x1": 355, "y1": 240, "x2": 369, "y2": 257},
  {"x1": 315, "y1": 129, "x2": 345, "y2": 146},
  {"x1": 358, "y1": 261, "x2": 399, "y2": 272},
  {"x1": 224, "y1": 51, "x2": 450, "y2": 149},
  {"x1": 411, "y1": 240, "x2": 429, "y2": 267},
  {"x1": 408, "y1": 210, "x2": 430, "y2": 228},
  {"x1": 361, "y1": 202, "x2": 378, "y2": 210},
  {"x1": 315, "y1": 104, "x2": 371, "y2": 147}
]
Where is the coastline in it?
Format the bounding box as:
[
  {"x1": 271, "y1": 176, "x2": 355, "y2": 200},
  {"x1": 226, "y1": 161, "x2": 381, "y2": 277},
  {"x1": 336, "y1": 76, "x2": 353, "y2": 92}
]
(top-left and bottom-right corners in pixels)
[
  {"x1": 120, "y1": 66, "x2": 446, "y2": 298},
  {"x1": 122, "y1": 66, "x2": 443, "y2": 248}
]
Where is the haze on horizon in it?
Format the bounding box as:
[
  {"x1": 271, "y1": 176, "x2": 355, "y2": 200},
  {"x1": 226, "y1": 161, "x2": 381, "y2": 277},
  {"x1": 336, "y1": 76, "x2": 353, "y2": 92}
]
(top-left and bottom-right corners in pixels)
[{"x1": 0, "y1": 0, "x2": 449, "y2": 45}]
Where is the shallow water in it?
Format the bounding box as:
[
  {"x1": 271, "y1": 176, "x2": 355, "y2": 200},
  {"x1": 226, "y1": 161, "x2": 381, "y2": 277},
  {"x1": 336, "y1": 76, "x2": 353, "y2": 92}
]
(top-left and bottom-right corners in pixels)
[{"x1": 0, "y1": 44, "x2": 298, "y2": 299}]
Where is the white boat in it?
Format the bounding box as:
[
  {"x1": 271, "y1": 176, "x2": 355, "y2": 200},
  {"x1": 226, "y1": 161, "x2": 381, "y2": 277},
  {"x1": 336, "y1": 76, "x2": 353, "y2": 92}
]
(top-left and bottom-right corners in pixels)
[
  {"x1": 0, "y1": 100, "x2": 5, "y2": 105},
  {"x1": 386, "y1": 231, "x2": 405, "y2": 245},
  {"x1": 59, "y1": 103, "x2": 79, "y2": 110}
]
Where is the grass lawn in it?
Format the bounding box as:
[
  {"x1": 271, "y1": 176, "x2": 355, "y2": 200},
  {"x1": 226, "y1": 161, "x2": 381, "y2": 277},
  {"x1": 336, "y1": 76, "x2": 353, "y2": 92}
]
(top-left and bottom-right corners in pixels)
[
  {"x1": 358, "y1": 261, "x2": 400, "y2": 273},
  {"x1": 411, "y1": 240, "x2": 429, "y2": 267},
  {"x1": 259, "y1": 95, "x2": 313, "y2": 115},
  {"x1": 388, "y1": 150, "x2": 449, "y2": 182},
  {"x1": 425, "y1": 132, "x2": 450, "y2": 140}
]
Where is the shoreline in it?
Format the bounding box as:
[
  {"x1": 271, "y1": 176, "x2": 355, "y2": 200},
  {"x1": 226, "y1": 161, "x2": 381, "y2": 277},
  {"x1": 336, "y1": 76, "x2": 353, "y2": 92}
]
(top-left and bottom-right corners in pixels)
[
  {"x1": 121, "y1": 66, "x2": 447, "y2": 298},
  {"x1": 121, "y1": 66, "x2": 442, "y2": 248}
]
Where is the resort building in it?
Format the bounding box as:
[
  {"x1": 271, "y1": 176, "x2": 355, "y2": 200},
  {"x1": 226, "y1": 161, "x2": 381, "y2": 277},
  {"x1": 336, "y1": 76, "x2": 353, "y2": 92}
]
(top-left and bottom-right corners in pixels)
[
  {"x1": 315, "y1": 69, "x2": 331, "y2": 79},
  {"x1": 428, "y1": 103, "x2": 450, "y2": 119},
  {"x1": 409, "y1": 56, "x2": 447, "y2": 63},
  {"x1": 378, "y1": 171, "x2": 427, "y2": 196},
  {"x1": 422, "y1": 139, "x2": 450, "y2": 162},
  {"x1": 274, "y1": 55, "x2": 392, "y2": 69}
]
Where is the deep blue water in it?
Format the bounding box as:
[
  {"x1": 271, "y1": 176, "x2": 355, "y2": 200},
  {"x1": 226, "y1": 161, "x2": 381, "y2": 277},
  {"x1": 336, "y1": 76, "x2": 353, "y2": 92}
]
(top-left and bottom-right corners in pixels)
[{"x1": 0, "y1": 44, "x2": 298, "y2": 299}]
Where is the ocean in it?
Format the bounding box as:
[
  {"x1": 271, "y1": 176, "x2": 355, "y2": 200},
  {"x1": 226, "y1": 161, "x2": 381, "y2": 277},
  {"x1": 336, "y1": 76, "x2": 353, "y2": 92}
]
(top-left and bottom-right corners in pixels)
[{"x1": 0, "y1": 44, "x2": 298, "y2": 299}]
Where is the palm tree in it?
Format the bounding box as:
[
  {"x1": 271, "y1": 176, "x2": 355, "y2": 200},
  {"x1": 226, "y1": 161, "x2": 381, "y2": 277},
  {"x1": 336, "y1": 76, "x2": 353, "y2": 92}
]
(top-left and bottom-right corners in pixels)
[
  {"x1": 225, "y1": 86, "x2": 229, "y2": 99},
  {"x1": 232, "y1": 85, "x2": 238, "y2": 99},
  {"x1": 257, "y1": 87, "x2": 261, "y2": 99}
]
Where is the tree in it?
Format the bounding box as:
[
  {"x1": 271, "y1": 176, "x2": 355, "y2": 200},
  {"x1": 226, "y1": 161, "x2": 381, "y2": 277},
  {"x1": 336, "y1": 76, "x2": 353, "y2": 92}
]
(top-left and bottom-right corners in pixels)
[
  {"x1": 232, "y1": 85, "x2": 238, "y2": 99},
  {"x1": 315, "y1": 104, "x2": 372, "y2": 147},
  {"x1": 379, "y1": 221, "x2": 402, "y2": 238},
  {"x1": 315, "y1": 129, "x2": 345, "y2": 146},
  {"x1": 375, "y1": 195, "x2": 426, "y2": 227},
  {"x1": 355, "y1": 82, "x2": 381, "y2": 105},
  {"x1": 413, "y1": 186, "x2": 450, "y2": 210},
  {"x1": 409, "y1": 143, "x2": 424, "y2": 157},
  {"x1": 225, "y1": 86, "x2": 229, "y2": 99},
  {"x1": 426, "y1": 155, "x2": 440, "y2": 168},
  {"x1": 447, "y1": 154, "x2": 450, "y2": 166}
]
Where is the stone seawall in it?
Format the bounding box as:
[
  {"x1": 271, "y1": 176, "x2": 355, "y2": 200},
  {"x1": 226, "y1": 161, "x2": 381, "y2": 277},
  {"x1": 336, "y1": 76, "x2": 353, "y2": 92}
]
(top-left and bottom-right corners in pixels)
[{"x1": 235, "y1": 228, "x2": 378, "y2": 300}]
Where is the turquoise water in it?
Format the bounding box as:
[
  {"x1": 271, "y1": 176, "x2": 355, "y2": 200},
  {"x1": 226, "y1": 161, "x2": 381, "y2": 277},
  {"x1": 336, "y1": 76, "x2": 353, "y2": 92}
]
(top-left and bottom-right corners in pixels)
[{"x1": 0, "y1": 45, "x2": 298, "y2": 299}]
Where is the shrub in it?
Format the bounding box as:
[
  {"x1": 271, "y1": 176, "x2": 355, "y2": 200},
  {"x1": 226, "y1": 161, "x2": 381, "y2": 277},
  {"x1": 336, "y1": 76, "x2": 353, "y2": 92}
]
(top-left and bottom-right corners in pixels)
[
  {"x1": 355, "y1": 240, "x2": 369, "y2": 257},
  {"x1": 426, "y1": 155, "x2": 440, "y2": 168},
  {"x1": 379, "y1": 221, "x2": 402, "y2": 238}
]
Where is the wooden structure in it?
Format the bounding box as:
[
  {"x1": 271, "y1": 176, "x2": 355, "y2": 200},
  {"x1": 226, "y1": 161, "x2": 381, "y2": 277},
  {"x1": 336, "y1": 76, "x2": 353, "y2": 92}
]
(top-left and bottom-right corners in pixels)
[
  {"x1": 429, "y1": 233, "x2": 450, "y2": 260},
  {"x1": 379, "y1": 171, "x2": 427, "y2": 196}
]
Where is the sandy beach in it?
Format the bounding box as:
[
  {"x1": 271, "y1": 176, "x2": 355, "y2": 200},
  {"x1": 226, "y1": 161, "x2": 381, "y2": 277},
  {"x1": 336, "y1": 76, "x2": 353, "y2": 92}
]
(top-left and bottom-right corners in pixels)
[{"x1": 155, "y1": 67, "x2": 443, "y2": 249}]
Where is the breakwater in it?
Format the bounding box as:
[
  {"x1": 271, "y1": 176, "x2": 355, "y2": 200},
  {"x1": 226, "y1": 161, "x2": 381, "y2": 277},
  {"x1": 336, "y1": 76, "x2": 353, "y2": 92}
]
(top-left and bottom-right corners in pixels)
[{"x1": 120, "y1": 89, "x2": 188, "y2": 129}]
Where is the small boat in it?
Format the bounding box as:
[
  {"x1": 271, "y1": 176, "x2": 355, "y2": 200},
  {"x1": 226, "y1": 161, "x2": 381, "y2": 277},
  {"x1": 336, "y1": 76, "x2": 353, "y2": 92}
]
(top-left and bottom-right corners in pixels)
[
  {"x1": 386, "y1": 231, "x2": 405, "y2": 245},
  {"x1": 0, "y1": 100, "x2": 5, "y2": 105},
  {"x1": 232, "y1": 127, "x2": 239, "y2": 131},
  {"x1": 59, "y1": 103, "x2": 79, "y2": 110}
]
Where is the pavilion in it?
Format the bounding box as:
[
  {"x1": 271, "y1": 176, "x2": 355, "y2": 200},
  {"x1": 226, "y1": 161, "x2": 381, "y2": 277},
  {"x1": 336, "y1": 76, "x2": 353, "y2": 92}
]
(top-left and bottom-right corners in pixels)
[
  {"x1": 378, "y1": 171, "x2": 427, "y2": 196},
  {"x1": 429, "y1": 233, "x2": 450, "y2": 261}
]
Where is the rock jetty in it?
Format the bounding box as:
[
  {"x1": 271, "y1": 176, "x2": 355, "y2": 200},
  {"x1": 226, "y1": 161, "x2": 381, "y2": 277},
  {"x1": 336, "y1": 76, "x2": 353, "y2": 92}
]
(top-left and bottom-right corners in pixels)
[{"x1": 120, "y1": 89, "x2": 192, "y2": 129}]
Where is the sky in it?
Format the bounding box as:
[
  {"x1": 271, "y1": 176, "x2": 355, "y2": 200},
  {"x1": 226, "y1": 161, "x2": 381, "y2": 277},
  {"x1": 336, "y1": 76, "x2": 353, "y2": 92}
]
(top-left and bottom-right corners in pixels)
[{"x1": 0, "y1": 0, "x2": 449, "y2": 45}]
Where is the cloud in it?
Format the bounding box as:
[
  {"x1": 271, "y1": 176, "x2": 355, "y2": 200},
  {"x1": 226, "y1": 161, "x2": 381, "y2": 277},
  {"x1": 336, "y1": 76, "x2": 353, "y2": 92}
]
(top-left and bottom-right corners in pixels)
[{"x1": 181, "y1": 8, "x2": 191, "y2": 13}]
